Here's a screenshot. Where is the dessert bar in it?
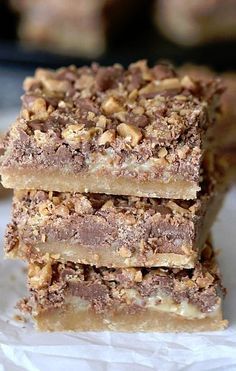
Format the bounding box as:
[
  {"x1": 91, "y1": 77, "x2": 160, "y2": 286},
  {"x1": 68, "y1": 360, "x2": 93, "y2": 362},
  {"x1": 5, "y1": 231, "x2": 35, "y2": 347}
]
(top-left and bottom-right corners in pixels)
[
  {"x1": 0, "y1": 61, "x2": 222, "y2": 199},
  {"x1": 19, "y1": 241, "x2": 227, "y2": 332},
  {"x1": 10, "y1": 0, "x2": 147, "y2": 58},
  {"x1": 156, "y1": 0, "x2": 236, "y2": 46},
  {"x1": 6, "y1": 165, "x2": 226, "y2": 269}
]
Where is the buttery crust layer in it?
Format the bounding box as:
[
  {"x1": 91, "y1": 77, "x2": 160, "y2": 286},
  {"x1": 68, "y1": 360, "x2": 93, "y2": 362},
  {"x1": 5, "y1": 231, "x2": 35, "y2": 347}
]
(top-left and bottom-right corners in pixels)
[
  {"x1": 0, "y1": 61, "x2": 222, "y2": 198},
  {"x1": 34, "y1": 304, "x2": 227, "y2": 332}
]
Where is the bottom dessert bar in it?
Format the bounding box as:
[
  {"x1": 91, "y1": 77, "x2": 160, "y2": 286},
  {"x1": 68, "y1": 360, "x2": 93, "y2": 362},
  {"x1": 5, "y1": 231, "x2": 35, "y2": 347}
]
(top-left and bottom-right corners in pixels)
[{"x1": 19, "y1": 241, "x2": 227, "y2": 332}]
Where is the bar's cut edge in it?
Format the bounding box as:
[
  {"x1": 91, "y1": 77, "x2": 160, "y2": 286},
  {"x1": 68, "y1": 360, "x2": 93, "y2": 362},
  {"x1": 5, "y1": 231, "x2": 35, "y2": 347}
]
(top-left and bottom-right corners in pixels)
[
  {"x1": 1, "y1": 170, "x2": 199, "y2": 199},
  {"x1": 34, "y1": 304, "x2": 228, "y2": 332},
  {"x1": 7, "y1": 240, "x2": 198, "y2": 269}
]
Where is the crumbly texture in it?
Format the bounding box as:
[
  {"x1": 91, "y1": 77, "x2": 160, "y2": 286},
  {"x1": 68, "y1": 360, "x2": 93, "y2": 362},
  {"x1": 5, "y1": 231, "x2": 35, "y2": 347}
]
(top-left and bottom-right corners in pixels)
[
  {"x1": 0, "y1": 61, "x2": 222, "y2": 197},
  {"x1": 5, "y1": 161, "x2": 226, "y2": 268},
  {"x1": 179, "y1": 65, "x2": 236, "y2": 150},
  {"x1": 19, "y1": 241, "x2": 225, "y2": 321}
]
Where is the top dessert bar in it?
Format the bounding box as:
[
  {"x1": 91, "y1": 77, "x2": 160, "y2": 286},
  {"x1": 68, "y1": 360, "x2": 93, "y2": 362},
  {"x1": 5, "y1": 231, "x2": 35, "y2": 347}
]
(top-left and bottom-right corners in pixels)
[{"x1": 0, "y1": 61, "x2": 222, "y2": 199}]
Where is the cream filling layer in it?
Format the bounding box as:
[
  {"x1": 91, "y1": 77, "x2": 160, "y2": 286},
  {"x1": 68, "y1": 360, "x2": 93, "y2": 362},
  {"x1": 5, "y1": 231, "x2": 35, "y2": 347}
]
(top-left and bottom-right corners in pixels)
[{"x1": 64, "y1": 288, "x2": 219, "y2": 320}]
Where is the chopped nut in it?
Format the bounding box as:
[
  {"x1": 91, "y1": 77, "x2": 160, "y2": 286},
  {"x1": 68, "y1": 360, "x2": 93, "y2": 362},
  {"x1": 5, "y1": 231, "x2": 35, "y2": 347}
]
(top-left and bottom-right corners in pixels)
[
  {"x1": 134, "y1": 270, "x2": 143, "y2": 282},
  {"x1": 119, "y1": 247, "x2": 132, "y2": 258},
  {"x1": 128, "y1": 89, "x2": 138, "y2": 100},
  {"x1": 34, "y1": 130, "x2": 48, "y2": 145},
  {"x1": 61, "y1": 124, "x2": 85, "y2": 143},
  {"x1": 75, "y1": 75, "x2": 94, "y2": 90},
  {"x1": 55, "y1": 204, "x2": 69, "y2": 217},
  {"x1": 177, "y1": 145, "x2": 189, "y2": 159},
  {"x1": 38, "y1": 203, "x2": 50, "y2": 216},
  {"x1": 196, "y1": 272, "x2": 214, "y2": 288},
  {"x1": 167, "y1": 201, "x2": 190, "y2": 216},
  {"x1": 101, "y1": 199, "x2": 114, "y2": 210},
  {"x1": 139, "y1": 82, "x2": 158, "y2": 95},
  {"x1": 161, "y1": 78, "x2": 181, "y2": 90},
  {"x1": 13, "y1": 314, "x2": 26, "y2": 323},
  {"x1": 114, "y1": 111, "x2": 126, "y2": 122},
  {"x1": 35, "y1": 68, "x2": 55, "y2": 80},
  {"x1": 153, "y1": 268, "x2": 168, "y2": 277},
  {"x1": 58, "y1": 100, "x2": 66, "y2": 108},
  {"x1": 21, "y1": 109, "x2": 30, "y2": 120},
  {"x1": 181, "y1": 76, "x2": 196, "y2": 91},
  {"x1": 42, "y1": 79, "x2": 70, "y2": 93},
  {"x1": 52, "y1": 196, "x2": 61, "y2": 206},
  {"x1": 74, "y1": 196, "x2": 93, "y2": 215},
  {"x1": 158, "y1": 148, "x2": 168, "y2": 158},
  {"x1": 23, "y1": 77, "x2": 38, "y2": 91},
  {"x1": 102, "y1": 97, "x2": 123, "y2": 114},
  {"x1": 181, "y1": 245, "x2": 192, "y2": 255},
  {"x1": 31, "y1": 98, "x2": 46, "y2": 114},
  {"x1": 30, "y1": 98, "x2": 48, "y2": 120},
  {"x1": 125, "y1": 214, "x2": 136, "y2": 225},
  {"x1": 28, "y1": 262, "x2": 52, "y2": 289},
  {"x1": 51, "y1": 254, "x2": 61, "y2": 260},
  {"x1": 130, "y1": 60, "x2": 152, "y2": 80},
  {"x1": 117, "y1": 123, "x2": 142, "y2": 146},
  {"x1": 132, "y1": 106, "x2": 144, "y2": 115},
  {"x1": 96, "y1": 115, "x2": 107, "y2": 129},
  {"x1": 98, "y1": 129, "x2": 115, "y2": 145},
  {"x1": 139, "y1": 78, "x2": 181, "y2": 95},
  {"x1": 87, "y1": 111, "x2": 95, "y2": 121}
]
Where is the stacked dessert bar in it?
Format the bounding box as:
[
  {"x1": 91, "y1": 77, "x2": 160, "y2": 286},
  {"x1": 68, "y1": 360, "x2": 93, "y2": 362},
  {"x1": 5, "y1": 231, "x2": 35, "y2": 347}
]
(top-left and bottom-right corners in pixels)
[
  {"x1": 0, "y1": 61, "x2": 228, "y2": 332},
  {"x1": 10, "y1": 0, "x2": 148, "y2": 58}
]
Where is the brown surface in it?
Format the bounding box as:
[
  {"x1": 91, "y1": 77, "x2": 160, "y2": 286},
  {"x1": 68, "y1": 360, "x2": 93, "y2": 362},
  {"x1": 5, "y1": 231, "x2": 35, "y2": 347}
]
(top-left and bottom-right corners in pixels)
[
  {"x1": 6, "y1": 162, "x2": 226, "y2": 268},
  {"x1": 0, "y1": 61, "x2": 222, "y2": 199}
]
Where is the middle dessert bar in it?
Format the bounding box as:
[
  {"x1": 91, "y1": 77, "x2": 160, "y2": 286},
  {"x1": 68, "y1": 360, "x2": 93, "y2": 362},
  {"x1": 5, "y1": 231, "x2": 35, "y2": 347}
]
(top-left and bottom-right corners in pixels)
[{"x1": 6, "y1": 167, "x2": 225, "y2": 268}]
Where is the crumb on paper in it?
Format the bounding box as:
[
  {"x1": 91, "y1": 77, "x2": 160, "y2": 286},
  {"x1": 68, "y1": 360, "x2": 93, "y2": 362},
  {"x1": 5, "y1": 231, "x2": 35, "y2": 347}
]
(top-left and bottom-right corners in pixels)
[
  {"x1": 10, "y1": 274, "x2": 16, "y2": 282},
  {"x1": 13, "y1": 314, "x2": 27, "y2": 323}
]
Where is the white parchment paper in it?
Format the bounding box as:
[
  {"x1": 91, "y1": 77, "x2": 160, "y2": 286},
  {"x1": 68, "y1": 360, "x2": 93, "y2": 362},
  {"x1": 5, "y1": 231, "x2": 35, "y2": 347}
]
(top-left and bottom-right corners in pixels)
[{"x1": 0, "y1": 187, "x2": 236, "y2": 371}]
